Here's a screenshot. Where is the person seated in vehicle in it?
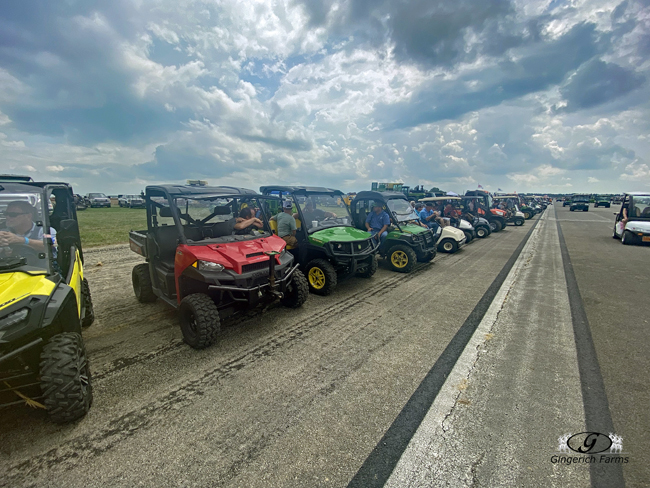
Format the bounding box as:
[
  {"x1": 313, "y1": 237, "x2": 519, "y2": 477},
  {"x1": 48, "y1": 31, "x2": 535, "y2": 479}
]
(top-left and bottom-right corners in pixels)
[
  {"x1": 301, "y1": 199, "x2": 336, "y2": 223},
  {"x1": 366, "y1": 203, "x2": 390, "y2": 244},
  {"x1": 0, "y1": 201, "x2": 57, "y2": 255},
  {"x1": 444, "y1": 202, "x2": 461, "y2": 220},
  {"x1": 234, "y1": 207, "x2": 263, "y2": 235},
  {"x1": 420, "y1": 202, "x2": 442, "y2": 232},
  {"x1": 277, "y1": 200, "x2": 298, "y2": 247}
]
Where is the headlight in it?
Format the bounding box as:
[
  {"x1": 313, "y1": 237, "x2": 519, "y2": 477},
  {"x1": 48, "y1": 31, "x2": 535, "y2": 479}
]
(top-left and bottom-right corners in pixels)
[
  {"x1": 0, "y1": 308, "x2": 29, "y2": 330},
  {"x1": 196, "y1": 261, "x2": 225, "y2": 272}
]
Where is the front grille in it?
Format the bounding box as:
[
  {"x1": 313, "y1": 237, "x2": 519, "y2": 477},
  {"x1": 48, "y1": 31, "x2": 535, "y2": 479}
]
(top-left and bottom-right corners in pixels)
[
  {"x1": 330, "y1": 239, "x2": 373, "y2": 255},
  {"x1": 242, "y1": 260, "x2": 270, "y2": 273},
  {"x1": 246, "y1": 252, "x2": 264, "y2": 258}
]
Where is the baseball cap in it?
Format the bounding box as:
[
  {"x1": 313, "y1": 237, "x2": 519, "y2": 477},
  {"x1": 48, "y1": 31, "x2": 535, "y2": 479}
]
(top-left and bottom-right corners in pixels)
[
  {"x1": 282, "y1": 200, "x2": 293, "y2": 209},
  {"x1": 425, "y1": 201, "x2": 434, "y2": 207}
]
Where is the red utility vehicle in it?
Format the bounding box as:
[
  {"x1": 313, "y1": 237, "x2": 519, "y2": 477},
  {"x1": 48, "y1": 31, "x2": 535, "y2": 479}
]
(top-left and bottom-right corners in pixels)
[{"x1": 129, "y1": 185, "x2": 308, "y2": 349}]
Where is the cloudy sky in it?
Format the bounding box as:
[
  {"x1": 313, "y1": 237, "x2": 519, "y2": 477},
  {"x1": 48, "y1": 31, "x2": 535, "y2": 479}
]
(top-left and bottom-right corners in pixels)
[{"x1": 1, "y1": 0, "x2": 649, "y2": 195}]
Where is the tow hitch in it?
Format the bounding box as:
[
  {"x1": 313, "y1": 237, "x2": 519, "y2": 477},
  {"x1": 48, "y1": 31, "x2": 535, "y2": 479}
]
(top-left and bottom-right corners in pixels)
[{"x1": 265, "y1": 251, "x2": 284, "y2": 299}]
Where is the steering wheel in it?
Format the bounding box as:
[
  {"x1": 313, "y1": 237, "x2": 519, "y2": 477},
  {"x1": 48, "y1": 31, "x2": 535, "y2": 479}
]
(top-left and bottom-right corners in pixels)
[{"x1": 3, "y1": 243, "x2": 41, "y2": 266}]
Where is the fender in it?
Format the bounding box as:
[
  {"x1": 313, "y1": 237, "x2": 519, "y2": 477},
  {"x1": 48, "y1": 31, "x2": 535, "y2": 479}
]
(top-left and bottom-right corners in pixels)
[{"x1": 41, "y1": 284, "x2": 82, "y2": 335}]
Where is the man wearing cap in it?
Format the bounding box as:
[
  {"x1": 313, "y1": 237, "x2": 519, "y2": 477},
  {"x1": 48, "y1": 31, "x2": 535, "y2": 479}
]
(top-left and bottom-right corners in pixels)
[
  {"x1": 276, "y1": 200, "x2": 298, "y2": 247},
  {"x1": 365, "y1": 202, "x2": 390, "y2": 244},
  {"x1": 0, "y1": 200, "x2": 56, "y2": 254},
  {"x1": 419, "y1": 202, "x2": 441, "y2": 232}
]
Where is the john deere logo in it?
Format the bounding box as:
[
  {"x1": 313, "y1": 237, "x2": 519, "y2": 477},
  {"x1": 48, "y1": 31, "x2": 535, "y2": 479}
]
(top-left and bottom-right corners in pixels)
[{"x1": 357, "y1": 244, "x2": 361, "y2": 250}]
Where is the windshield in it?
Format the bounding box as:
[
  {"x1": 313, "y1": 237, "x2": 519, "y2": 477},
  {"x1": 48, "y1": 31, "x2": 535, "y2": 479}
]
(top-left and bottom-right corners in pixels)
[
  {"x1": 573, "y1": 196, "x2": 589, "y2": 202},
  {"x1": 0, "y1": 191, "x2": 52, "y2": 273},
  {"x1": 298, "y1": 194, "x2": 351, "y2": 231},
  {"x1": 387, "y1": 198, "x2": 420, "y2": 222},
  {"x1": 89, "y1": 193, "x2": 106, "y2": 198},
  {"x1": 631, "y1": 196, "x2": 650, "y2": 219},
  {"x1": 152, "y1": 195, "x2": 271, "y2": 243}
]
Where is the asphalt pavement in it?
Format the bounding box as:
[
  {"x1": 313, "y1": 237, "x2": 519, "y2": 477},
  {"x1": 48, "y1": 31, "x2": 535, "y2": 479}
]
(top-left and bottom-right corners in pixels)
[{"x1": 0, "y1": 204, "x2": 647, "y2": 488}]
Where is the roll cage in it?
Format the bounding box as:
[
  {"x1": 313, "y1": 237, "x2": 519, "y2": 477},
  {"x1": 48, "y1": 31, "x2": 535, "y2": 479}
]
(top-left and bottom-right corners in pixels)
[
  {"x1": 259, "y1": 185, "x2": 352, "y2": 235},
  {"x1": 350, "y1": 191, "x2": 420, "y2": 232},
  {"x1": 144, "y1": 185, "x2": 279, "y2": 245}
]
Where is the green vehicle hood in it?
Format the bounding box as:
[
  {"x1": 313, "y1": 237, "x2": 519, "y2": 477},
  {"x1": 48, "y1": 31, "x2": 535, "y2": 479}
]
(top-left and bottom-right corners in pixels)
[
  {"x1": 309, "y1": 226, "x2": 372, "y2": 244},
  {"x1": 399, "y1": 224, "x2": 429, "y2": 235}
]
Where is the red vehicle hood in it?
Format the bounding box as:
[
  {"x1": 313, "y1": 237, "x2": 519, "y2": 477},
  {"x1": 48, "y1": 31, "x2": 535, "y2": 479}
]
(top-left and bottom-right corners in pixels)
[
  {"x1": 176, "y1": 235, "x2": 287, "y2": 275},
  {"x1": 491, "y1": 208, "x2": 507, "y2": 217}
]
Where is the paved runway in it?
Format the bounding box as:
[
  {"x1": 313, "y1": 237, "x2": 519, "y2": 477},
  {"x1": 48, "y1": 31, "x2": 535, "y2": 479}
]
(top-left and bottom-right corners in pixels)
[{"x1": 1, "y1": 203, "x2": 646, "y2": 487}]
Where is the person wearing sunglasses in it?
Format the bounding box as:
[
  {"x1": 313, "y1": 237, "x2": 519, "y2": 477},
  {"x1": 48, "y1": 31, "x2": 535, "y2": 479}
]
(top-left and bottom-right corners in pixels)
[{"x1": 0, "y1": 201, "x2": 57, "y2": 254}]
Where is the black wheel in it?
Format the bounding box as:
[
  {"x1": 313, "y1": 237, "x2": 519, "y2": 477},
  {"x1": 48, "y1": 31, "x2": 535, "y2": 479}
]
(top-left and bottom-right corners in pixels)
[
  {"x1": 416, "y1": 250, "x2": 436, "y2": 263},
  {"x1": 622, "y1": 230, "x2": 634, "y2": 245},
  {"x1": 387, "y1": 244, "x2": 416, "y2": 273},
  {"x1": 463, "y1": 231, "x2": 473, "y2": 243},
  {"x1": 40, "y1": 333, "x2": 93, "y2": 424},
  {"x1": 438, "y1": 238, "x2": 458, "y2": 253},
  {"x1": 585, "y1": 208, "x2": 588, "y2": 212},
  {"x1": 179, "y1": 294, "x2": 220, "y2": 349},
  {"x1": 357, "y1": 254, "x2": 378, "y2": 278},
  {"x1": 493, "y1": 220, "x2": 503, "y2": 232},
  {"x1": 488, "y1": 221, "x2": 497, "y2": 232},
  {"x1": 280, "y1": 269, "x2": 309, "y2": 308},
  {"x1": 132, "y1": 263, "x2": 157, "y2": 303},
  {"x1": 81, "y1": 278, "x2": 95, "y2": 328},
  {"x1": 514, "y1": 218, "x2": 524, "y2": 226},
  {"x1": 613, "y1": 226, "x2": 620, "y2": 239},
  {"x1": 523, "y1": 211, "x2": 532, "y2": 219},
  {"x1": 305, "y1": 259, "x2": 337, "y2": 295},
  {"x1": 475, "y1": 226, "x2": 489, "y2": 238},
  {"x1": 570, "y1": 208, "x2": 574, "y2": 211}
]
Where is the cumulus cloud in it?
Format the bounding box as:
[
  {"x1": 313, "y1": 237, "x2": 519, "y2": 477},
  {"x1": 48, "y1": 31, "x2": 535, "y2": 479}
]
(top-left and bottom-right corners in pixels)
[{"x1": 0, "y1": 0, "x2": 648, "y2": 195}]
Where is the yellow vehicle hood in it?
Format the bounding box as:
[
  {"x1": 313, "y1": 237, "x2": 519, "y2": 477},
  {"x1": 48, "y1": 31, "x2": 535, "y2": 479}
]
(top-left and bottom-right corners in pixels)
[{"x1": 0, "y1": 272, "x2": 56, "y2": 311}]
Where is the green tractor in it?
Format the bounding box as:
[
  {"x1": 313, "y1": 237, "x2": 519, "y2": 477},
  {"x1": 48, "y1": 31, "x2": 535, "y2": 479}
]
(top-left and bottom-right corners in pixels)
[
  {"x1": 348, "y1": 191, "x2": 437, "y2": 273},
  {"x1": 260, "y1": 186, "x2": 379, "y2": 295}
]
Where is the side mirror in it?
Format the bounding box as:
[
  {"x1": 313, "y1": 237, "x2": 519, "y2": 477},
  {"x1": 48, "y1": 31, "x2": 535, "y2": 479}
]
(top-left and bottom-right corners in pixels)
[{"x1": 159, "y1": 207, "x2": 173, "y2": 218}]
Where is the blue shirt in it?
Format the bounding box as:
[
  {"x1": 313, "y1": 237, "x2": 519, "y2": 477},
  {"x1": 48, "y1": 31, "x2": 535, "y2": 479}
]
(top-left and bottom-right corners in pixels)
[
  {"x1": 366, "y1": 210, "x2": 390, "y2": 231},
  {"x1": 419, "y1": 208, "x2": 435, "y2": 221}
]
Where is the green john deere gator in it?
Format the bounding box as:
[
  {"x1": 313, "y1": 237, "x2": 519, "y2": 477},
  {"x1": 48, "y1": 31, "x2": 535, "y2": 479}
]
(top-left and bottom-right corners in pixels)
[
  {"x1": 349, "y1": 191, "x2": 437, "y2": 272},
  {"x1": 260, "y1": 186, "x2": 379, "y2": 295}
]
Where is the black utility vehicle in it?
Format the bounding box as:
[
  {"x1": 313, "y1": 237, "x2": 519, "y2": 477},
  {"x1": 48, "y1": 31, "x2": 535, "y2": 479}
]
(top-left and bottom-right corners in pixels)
[
  {"x1": 462, "y1": 193, "x2": 506, "y2": 232},
  {"x1": 129, "y1": 185, "x2": 308, "y2": 350},
  {"x1": 594, "y1": 195, "x2": 610, "y2": 208},
  {"x1": 570, "y1": 195, "x2": 590, "y2": 212},
  {"x1": 0, "y1": 176, "x2": 94, "y2": 422}
]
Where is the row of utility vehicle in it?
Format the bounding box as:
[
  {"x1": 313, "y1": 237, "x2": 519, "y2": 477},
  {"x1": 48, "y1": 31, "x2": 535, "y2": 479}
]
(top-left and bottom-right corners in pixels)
[{"x1": 0, "y1": 177, "x2": 534, "y2": 424}]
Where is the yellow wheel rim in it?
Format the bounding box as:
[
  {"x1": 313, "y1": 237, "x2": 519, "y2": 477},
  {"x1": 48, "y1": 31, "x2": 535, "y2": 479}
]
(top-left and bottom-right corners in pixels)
[
  {"x1": 391, "y1": 250, "x2": 409, "y2": 268},
  {"x1": 308, "y1": 267, "x2": 326, "y2": 289}
]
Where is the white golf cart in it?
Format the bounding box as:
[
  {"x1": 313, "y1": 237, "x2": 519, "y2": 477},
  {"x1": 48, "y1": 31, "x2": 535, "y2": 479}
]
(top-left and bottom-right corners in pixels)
[{"x1": 613, "y1": 192, "x2": 650, "y2": 245}]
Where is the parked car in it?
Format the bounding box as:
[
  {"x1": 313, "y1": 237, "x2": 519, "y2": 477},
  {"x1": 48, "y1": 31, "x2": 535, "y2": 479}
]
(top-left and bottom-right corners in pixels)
[
  {"x1": 594, "y1": 195, "x2": 610, "y2": 208},
  {"x1": 86, "y1": 192, "x2": 111, "y2": 208},
  {"x1": 119, "y1": 194, "x2": 145, "y2": 208},
  {"x1": 613, "y1": 193, "x2": 650, "y2": 245}
]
